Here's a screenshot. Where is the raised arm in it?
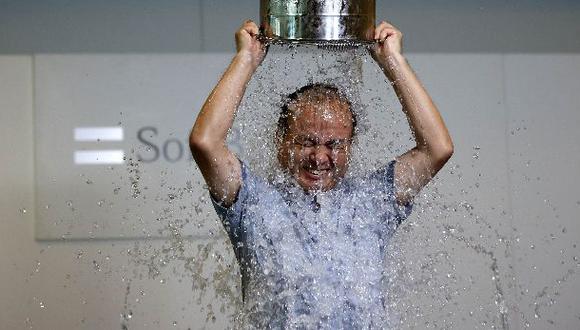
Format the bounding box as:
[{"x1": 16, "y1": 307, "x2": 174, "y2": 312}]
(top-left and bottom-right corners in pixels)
[
  {"x1": 189, "y1": 20, "x2": 267, "y2": 206},
  {"x1": 370, "y1": 21, "x2": 454, "y2": 206}
]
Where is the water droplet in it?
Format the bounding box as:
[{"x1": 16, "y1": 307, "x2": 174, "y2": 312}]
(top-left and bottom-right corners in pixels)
[
  {"x1": 172, "y1": 321, "x2": 177, "y2": 326},
  {"x1": 19, "y1": 208, "x2": 27, "y2": 214}
]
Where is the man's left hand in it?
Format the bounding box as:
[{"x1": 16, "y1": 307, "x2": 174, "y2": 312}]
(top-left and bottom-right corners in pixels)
[{"x1": 369, "y1": 21, "x2": 404, "y2": 79}]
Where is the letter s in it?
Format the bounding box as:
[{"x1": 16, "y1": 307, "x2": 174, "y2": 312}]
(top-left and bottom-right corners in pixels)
[{"x1": 137, "y1": 126, "x2": 159, "y2": 163}]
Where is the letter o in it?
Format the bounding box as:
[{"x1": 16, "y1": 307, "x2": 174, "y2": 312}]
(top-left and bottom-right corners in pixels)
[{"x1": 163, "y1": 138, "x2": 183, "y2": 163}]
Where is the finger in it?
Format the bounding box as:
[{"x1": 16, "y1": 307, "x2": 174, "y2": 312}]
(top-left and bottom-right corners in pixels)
[
  {"x1": 378, "y1": 28, "x2": 398, "y2": 42},
  {"x1": 375, "y1": 24, "x2": 399, "y2": 40},
  {"x1": 237, "y1": 21, "x2": 257, "y2": 38},
  {"x1": 379, "y1": 29, "x2": 388, "y2": 41},
  {"x1": 374, "y1": 21, "x2": 388, "y2": 39},
  {"x1": 378, "y1": 19, "x2": 397, "y2": 29},
  {"x1": 382, "y1": 20, "x2": 396, "y2": 29},
  {"x1": 243, "y1": 20, "x2": 260, "y2": 36}
]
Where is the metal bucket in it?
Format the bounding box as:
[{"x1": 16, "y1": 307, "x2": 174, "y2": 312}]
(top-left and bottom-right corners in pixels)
[{"x1": 260, "y1": 0, "x2": 375, "y2": 45}]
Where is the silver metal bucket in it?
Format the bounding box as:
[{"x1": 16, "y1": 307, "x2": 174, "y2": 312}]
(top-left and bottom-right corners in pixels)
[{"x1": 260, "y1": 0, "x2": 375, "y2": 45}]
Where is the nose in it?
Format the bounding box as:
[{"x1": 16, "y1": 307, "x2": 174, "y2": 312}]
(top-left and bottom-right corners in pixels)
[{"x1": 308, "y1": 145, "x2": 332, "y2": 166}]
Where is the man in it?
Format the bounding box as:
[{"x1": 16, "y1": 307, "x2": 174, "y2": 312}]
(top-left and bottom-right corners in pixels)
[{"x1": 190, "y1": 20, "x2": 453, "y2": 328}]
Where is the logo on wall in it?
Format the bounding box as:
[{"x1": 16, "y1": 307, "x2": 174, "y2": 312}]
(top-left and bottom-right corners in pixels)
[
  {"x1": 73, "y1": 126, "x2": 241, "y2": 165},
  {"x1": 74, "y1": 127, "x2": 124, "y2": 164}
]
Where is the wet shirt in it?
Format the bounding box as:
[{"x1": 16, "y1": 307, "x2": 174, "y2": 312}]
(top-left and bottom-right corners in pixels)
[{"x1": 211, "y1": 160, "x2": 412, "y2": 329}]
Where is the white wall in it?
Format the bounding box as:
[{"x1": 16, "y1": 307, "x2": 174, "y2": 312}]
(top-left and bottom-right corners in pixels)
[{"x1": 0, "y1": 56, "x2": 237, "y2": 329}]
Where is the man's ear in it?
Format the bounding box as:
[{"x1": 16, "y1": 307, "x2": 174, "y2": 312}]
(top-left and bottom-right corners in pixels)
[
  {"x1": 274, "y1": 129, "x2": 282, "y2": 146},
  {"x1": 275, "y1": 125, "x2": 291, "y2": 147}
]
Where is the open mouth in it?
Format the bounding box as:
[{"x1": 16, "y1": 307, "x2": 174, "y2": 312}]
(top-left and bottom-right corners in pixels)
[{"x1": 302, "y1": 166, "x2": 331, "y2": 180}]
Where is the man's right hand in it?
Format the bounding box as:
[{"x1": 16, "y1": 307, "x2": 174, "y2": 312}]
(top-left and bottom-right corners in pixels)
[
  {"x1": 190, "y1": 20, "x2": 267, "y2": 207},
  {"x1": 235, "y1": 20, "x2": 267, "y2": 70}
]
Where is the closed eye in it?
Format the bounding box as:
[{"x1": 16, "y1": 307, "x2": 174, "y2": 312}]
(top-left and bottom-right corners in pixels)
[{"x1": 326, "y1": 139, "x2": 350, "y2": 150}]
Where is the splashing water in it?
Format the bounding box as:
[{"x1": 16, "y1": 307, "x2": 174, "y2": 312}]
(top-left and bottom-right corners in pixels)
[
  {"x1": 225, "y1": 43, "x2": 523, "y2": 328},
  {"x1": 24, "y1": 44, "x2": 578, "y2": 329},
  {"x1": 114, "y1": 43, "x2": 518, "y2": 329}
]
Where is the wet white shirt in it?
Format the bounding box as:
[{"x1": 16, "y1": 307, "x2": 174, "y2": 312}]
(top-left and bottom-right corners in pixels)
[{"x1": 211, "y1": 160, "x2": 412, "y2": 329}]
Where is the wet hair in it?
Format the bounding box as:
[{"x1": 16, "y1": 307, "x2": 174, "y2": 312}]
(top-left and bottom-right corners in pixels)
[{"x1": 276, "y1": 83, "x2": 356, "y2": 140}]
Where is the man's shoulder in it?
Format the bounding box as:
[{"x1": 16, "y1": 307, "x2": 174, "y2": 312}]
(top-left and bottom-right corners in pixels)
[
  {"x1": 240, "y1": 163, "x2": 277, "y2": 193},
  {"x1": 343, "y1": 160, "x2": 397, "y2": 192}
]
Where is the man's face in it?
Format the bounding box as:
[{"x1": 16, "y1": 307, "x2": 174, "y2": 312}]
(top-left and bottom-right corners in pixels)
[{"x1": 277, "y1": 96, "x2": 353, "y2": 192}]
